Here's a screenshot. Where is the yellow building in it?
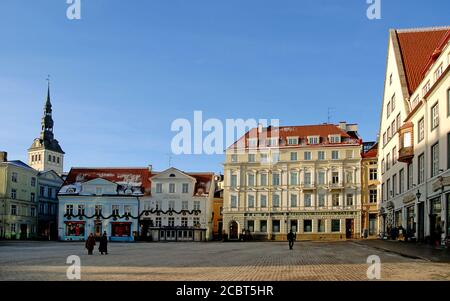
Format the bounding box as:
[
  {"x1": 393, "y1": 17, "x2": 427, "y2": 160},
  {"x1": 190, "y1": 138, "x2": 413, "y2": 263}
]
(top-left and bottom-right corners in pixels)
[
  {"x1": 0, "y1": 152, "x2": 39, "y2": 239},
  {"x1": 223, "y1": 123, "x2": 363, "y2": 241},
  {"x1": 361, "y1": 143, "x2": 379, "y2": 238}
]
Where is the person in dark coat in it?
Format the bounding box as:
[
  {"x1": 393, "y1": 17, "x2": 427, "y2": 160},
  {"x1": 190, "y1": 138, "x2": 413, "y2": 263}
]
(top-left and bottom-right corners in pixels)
[
  {"x1": 99, "y1": 231, "x2": 108, "y2": 255},
  {"x1": 287, "y1": 230, "x2": 296, "y2": 250},
  {"x1": 85, "y1": 233, "x2": 96, "y2": 255}
]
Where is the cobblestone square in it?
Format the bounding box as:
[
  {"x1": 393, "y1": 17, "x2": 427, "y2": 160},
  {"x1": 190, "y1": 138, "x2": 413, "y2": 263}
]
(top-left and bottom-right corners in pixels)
[{"x1": 0, "y1": 240, "x2": 449, "y2": 281}]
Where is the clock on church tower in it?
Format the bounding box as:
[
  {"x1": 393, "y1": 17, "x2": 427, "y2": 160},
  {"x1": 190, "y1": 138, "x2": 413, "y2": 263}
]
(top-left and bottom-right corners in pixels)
[{"x1": 28, "y1": 82, "x2": 65, "y2": 175}]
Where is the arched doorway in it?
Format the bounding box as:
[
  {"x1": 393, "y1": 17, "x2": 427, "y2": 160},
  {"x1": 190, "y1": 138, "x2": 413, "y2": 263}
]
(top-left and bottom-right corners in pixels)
[{"x1": 229, "y1": 221, "x2": 239, "y2": 240}]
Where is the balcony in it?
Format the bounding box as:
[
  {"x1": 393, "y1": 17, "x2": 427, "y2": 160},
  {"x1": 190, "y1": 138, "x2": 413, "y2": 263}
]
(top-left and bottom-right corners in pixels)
[{"x1": 398, "y1": 146, "x2": 414, "y2": 163}]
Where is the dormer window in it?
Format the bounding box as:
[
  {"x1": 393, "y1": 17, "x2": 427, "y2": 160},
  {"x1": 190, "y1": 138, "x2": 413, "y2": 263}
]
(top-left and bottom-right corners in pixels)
[
  {"x1": 268, "y1": 137, "x2": 279, "y2": 147},
  {"x1": 248, "y1": 138, "x2": 258, "y2": 148},
  {"x1": 169, "y1": 174, "x2": 176, "y2": 177},
  {"x1": 329, "y1": 135, "x2": 341, "y2": 144},
  {"x1": 287, "y1": 137, "x2": 299, "y2": 145},
  {"x1": 307, "y1": 136, "x2": 319, "y2": 145}
]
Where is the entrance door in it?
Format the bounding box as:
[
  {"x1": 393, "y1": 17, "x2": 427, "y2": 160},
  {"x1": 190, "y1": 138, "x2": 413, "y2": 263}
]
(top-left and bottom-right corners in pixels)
[
  {"x1": 229, "y1": 221, "x2": 238, "y2": 240},
  {"x1": 418, "y1": 202, "x2": 425, "y2": 242},
  {"x1": 20, "y1": 224, "x2": 27, "y2": 240},
  {"x1": 218, "y1": 221, "x2": 223, "y2": 240},
  {"x1": 345, "y1": 219, "x2": 354, "y2": 239},
  {"x1": 369, "y1": 214, "x2": 376, "y2": 236},
  {"x1": 94, "y1": 221, "x2": 102, "y2": 238}
]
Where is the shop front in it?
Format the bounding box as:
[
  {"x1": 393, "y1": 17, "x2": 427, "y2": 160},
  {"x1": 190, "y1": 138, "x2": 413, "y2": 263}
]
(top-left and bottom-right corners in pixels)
[
  {"x1": 64, "y1": 221, "x2": 86, "y2": 240},
  {"x1": 110, "y1": 222, "x2": 133, "y2": 241},
  {"x1": 429, "y1": 197, "x2": 442, "y2": 246}
]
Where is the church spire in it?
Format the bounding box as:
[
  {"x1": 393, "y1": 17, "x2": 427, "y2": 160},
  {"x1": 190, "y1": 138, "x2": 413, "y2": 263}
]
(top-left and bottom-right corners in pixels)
[{"x1": 41, "y1": 76, "x2": 54, "y2": 141}]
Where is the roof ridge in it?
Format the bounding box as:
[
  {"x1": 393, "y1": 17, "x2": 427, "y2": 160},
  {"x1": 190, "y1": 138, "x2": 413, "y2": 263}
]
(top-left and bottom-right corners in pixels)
[{"x1": 396, "y1": 26, "x2": 450, "y2": 33}]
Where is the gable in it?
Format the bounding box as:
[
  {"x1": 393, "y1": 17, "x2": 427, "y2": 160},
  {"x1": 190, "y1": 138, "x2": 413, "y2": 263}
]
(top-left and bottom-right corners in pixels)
[{"x1": 151, "y1": 167, "x2": 196, "y2": 181}]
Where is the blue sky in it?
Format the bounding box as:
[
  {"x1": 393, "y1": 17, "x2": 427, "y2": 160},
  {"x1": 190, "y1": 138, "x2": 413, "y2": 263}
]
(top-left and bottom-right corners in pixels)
[{"x1": 0, "y1": 0, "x2": 449, "y2": 174}]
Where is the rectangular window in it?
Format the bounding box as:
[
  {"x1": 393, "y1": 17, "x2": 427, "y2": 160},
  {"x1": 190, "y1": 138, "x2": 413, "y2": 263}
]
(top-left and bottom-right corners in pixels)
[
  {"x1": 272, "y1": 194, "x2": 280, "y2": 208},
  {"x1": 346, "y1": 194, "x2": 354, "y2": 206},
  {"x1": 331, "y1": 220, "x2": 341, "y2": 232},
  {"x1": 387, "y1": 101, "x2": 391, "y2": 118},
  {"x1": 308, "y1": 136, "x2": 319, "y2": 145},
  {"x1": 168, "y1": 200, "x2": 175, "y2": 210},
  {"x1": 260, "y1": 220, "x2": 267, "y2": 232},
  {"x1": 318, "y1": 194, "x2": 325, "y2": 207},
  {"x1": 10, "y1": 204, "x2": 17, "y2": 215},
  {"x1": 318, "y1": 151, "x2": 325, "y2": 160},
  {"x1": 230, "y1": 195, "x2": 237, "y2": 208},
  {"x1": 182, "y1": 183, "x2": 189, "y2": 193},
  {"x1": 260, "y1": 195, "x2": 267, "y2": 208},
  {"x1": 431, "y1": 103, "x2": 439, "y2": 130},
  {"x1": 304, "y1": 194, "x2": 312, "y2": 207},
  {"x1": 156, "y1": 183, "x2": 162, "y2": 193},
  {"x1": 318, "y1": 220, "x2": 325, "y2": 233},
  {"x1": 392, "y1": 94, "x2": 396, "y2": 111},
  {"x1": 346, "y1": 171, "x2": 353, "y2": 184},
  {"x1": 78, "y1": 204, "x2": 85, "y2": 216},
  {"x1": 112, "y1": 205, "x2": 119, "y2": 216},
  {"x1": 303, "y1": 220, "x2": 312, "y2": 233},
  {"x1": 248, "y1": 174, "x2": 255, "y2": 187},
  {"x1": 248, "y1": 153, "x2": 256, "y2": 163},
  {"x1": 383, "y1": 133, "x2": 387, "y2": 146},
  {"x1": 435, "y1": 63, "x2": 443, "y2": 80},
  {"x1": 193, "y1": 217, "x2": 200, "y2": 227},
  {"x1": 168, "y1": 217, "x2": 175, "y2": 227},
  {"x1": 182, "y1": 201, "x2": 189, "y2": 210},
  {"x1": 272, "y1": 220, "x2": 280, "y2": 233},
  {"x1": 12, "y1": 172, "x2": 18, "y2": 183},
  {"x1": 230, "y1": 175, "x2": 238, "y2": 187},
  {"x1": 431, "y1": 142, "x2": 440, "y2": 177},
  {"x1": 260, "y1": 153, "x2": 269, "y2": 163},
  {"x1": 169, "y1": 183, "x2": 176, "y2": 193},
  {"x1": 290, "y1": 194, "x2": 297, "y2": 207},
  {"x1": 290, "y1": 152, "x2": 298, "y2": 161},
  {"x1": 396, "y1": 113, "x2": 401, "y2": 133},
  {"x1": 418, "y1": 153, "x2": 425, "y2": 184},
  {"x1": 331, "y1": 151, "x2": 339, "y2": 160},
  {"x1": 399, "y1": 168, "x2": 404, "y2": 194},
  {"x1": 10, "y1": 224, "x2": 16, "y2": 233},
  {"x1": 329, "y1": 135, "x2": 341, "y2": 144},
  {"x1": 260, "y1": 174, "x2": 267, "y2": 186},
  {"x1": 11, "y1": 189, "x2": 17, "y2": 199},
  {"x1": 66, "y1": 204, "x2": 73, "y2": 215},
  {"x1": 346, "y1": 150, "x2": 354, "y2": 159},
  {"x1": 332, "y1": 194, "x2": 340, "y2": 206},
  {"x1": 272, "y1": 173, "x2": 280, "y2": 186},
  {"x1": 332, "y1": 172, "x2": 339, "y2": 184},
  {"x1": 290, "y1": 172, "x2": 298, "y2": 185},
  {"x1": 247, "y1": 220, "x2": 254, "y2": 232},
  {"x1": 318, "y1": 171, "x2": 325, "y2": 185},
  {"x1": 304, "y1": 172, "x2": 311, "y2": 185},
  {"x1": 387, "y1": 126, "x2": 391, "y2": 141},
  {"x1": 407, "y1": 163, "x2": 413, "y2": 190},
  {"x1": 381, "y1": 183, "x2": 385, "y2": 201},
  {"x1": 181, "y1": 217, "x2": 188, "y2": 227},
  {"x1": 287, "y1": 137, "x2": 298, "y2": 145},
  {"x1": 247, "y1": 195, "x2": 255, "y2": 208},
  {"x1": 381, "y1": 159, "x2": 385, "y2": 174},
  {"x1": 369, "y1": 168, "x2": 377, "y2": 180},
  {"x1": 392, "y1": 174, "x2": 397, "y2": 196},
  {"x1": 95, "y1": 205, "x2": 102, "y2": 216},
  {"x1": 271, "y1": 152, "x2": 280, "y2": 163},
  {"x1": 268, "y1": 137, "x2": 279, "y2": 147},
  {"x1": 418, "y1": 117, "x2": 425, "y2": 142},
  {"x1": 303, "y1": 151, "x2": 312, "y2": 161},
  {"x1": 31, "y1": 177, "x2": 36, "y2": 187},
  {"x1": 155, "y1": 217, "x2": 162, "y2": 227},
  {"x1": 30, "y1": 193, "x2": 35, "y2": 202},
  {"x1": 369, "y1": 189, "x2": 377, "y2": 203},
  {"x1": 231, "y1": 154, "x2": 238, "y2": 162},
  {"x1": 248, "y1": 139, "x2": 258, "y2": 148},
  {"x1": 193, "y1": 201, "x2": 200, "y2": 211},
  {"x1": 392, "y1": 146, "x2": 397, "y2": 165}
]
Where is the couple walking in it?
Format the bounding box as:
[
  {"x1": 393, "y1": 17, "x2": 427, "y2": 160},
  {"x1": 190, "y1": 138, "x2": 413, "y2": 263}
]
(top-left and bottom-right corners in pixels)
[{"x1": 85, "y1": 231, "x2": 108, "y2": 255}]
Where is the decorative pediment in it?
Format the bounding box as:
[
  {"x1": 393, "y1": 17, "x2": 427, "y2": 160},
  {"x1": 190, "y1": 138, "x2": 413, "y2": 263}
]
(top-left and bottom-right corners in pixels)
[
  {"x1": 432, "y1": 176, "x2": 450, "y2": 191},
  {"x1": 403, "y1": 193, "x2": 416, "y2": 204},
  {"x1": 151, "y1": 167, "x2": 196, "y2": 181}
]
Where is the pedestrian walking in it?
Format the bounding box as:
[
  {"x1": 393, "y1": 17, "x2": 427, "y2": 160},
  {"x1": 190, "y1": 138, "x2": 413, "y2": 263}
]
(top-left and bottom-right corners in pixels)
[
  {"x1": 99, "y1": 231, "x2": 108, "y2": 255},
  {"x1": 85, "y1": 233, "x2": 96, "y2": 255},
  {"x1": 287, "y1": 230, "x2": 296, "y2": 250}
]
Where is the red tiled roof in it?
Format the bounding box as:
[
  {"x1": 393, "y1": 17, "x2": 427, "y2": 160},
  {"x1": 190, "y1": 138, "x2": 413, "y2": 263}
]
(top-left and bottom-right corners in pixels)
[
  {"x1": 362, "y1": 143, "x2": 378, "y2": 159},
  {"x1": 230, "y1": 124, "x2": 360, "y2": 149},
  {"x1": 189, "y1": 173, "x2": 214, "y2": 196},
  {"x1": 64, "y1": 168, "x2": 152, "y2": 195},
  {"x1": 396, "y1": 28, "x2": 450, "y2": 94}
]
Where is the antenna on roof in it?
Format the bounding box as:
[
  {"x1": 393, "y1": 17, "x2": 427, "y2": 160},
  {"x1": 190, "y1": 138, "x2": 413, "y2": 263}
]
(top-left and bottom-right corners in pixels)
[
  {"x1": 165, "y1": 153, "x2": 173, "y2": 167},
  {"x1": 327, "y1": 107, "x2": 334, "y2": 124}
]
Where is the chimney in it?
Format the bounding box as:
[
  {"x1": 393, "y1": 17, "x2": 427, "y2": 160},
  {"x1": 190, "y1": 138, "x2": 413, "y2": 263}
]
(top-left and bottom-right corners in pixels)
[
  {"x1": 258, "y1": 123, "x2": 263, "y2": 133},
  {"x1": 339, "y1": 121, "x2": 347, "y2": 130},
  {"x1": 148, "y1": 164, "x2": 153, "y2": 172},
  {"x1": 0, "y1": 151, "x2": 7, "y2": 163}
]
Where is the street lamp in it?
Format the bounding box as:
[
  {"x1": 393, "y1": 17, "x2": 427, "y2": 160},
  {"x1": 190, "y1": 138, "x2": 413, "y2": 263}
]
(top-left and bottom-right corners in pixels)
[{"x1": 415, "y1": 190, "x2": 422, "y2": 202}]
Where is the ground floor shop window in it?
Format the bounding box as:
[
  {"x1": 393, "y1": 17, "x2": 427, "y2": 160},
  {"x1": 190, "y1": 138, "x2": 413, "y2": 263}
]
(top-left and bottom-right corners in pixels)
[
  {"x1": 111, "y1": 222, "x2": 131, "y2": 237},
  {"x1": 406, "y1": 206, "x2": 415, "y2": 232},
  {"x1": 247, "y1": 220, "x2": 254, "y2": 232},
  {"x1": 331, "y1": 219, "x2": 340, "y2": 232},
  {"x1": 430, "y1": 198, "x2": 442, "y2": 243},
  {"x1": 447, "y1": 194, "x2": 450, "y2": 237},
  {"x1": 318, "y1": 219, "x2": 325, "y2": 232},
  {"x1": 272, "y1": 220, "x2": 280, "y2": 233},
  {"x1": 260, "y1": 220, "x2": 267, "y2": 233},
  {"x1": 290, "y1": 220, "x2": 297, "y2": 232},
  {"x1": 395, "y1": 209, "x2": 402, "y2": 227},
  {"x1": 65, "y1": 222, "x2": 85, "y2": 237},
  {"x1": 303, "y1": 220, "x2": 312, "y2": 232}
]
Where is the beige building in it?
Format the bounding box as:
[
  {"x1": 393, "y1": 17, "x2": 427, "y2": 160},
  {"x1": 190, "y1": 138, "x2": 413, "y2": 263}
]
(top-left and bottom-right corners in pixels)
[
  {"x1": 378, "y1": 27, "x2": 450, "y2": 244},
  {"x1": 0, "y1": 152, "x2": 39, "y2": 239},
  {"x1": 223, "y1": 123, "x2": 363, "y2": 241},
  {"x1": 361, "y1": 143, "x2": 379, "y2": 238}
]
